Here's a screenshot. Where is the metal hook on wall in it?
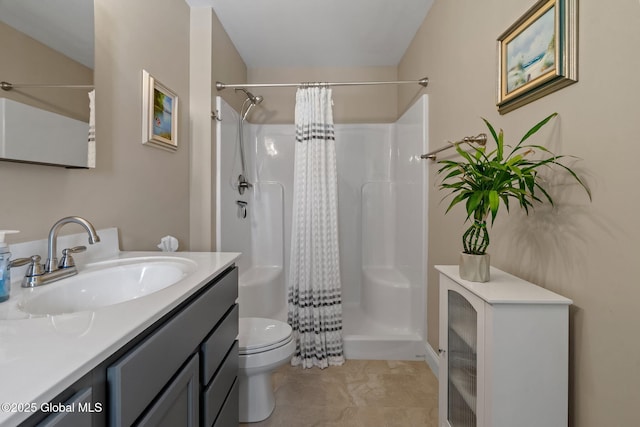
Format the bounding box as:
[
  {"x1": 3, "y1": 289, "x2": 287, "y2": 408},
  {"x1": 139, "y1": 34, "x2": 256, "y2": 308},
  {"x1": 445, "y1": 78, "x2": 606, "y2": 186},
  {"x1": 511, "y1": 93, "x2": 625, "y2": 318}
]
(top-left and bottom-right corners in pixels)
[{"x1": 211, "y1": 110, "x2": 222, "y2": 121}]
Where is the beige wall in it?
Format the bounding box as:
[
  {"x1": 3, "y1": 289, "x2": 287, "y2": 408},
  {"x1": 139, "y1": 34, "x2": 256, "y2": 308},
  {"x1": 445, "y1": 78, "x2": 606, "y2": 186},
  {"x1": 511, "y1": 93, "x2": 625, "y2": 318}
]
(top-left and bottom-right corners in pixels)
[
  {"x1": 211, "y1": 10, "x2": 248, "y2": 249},
  {"x1": 399, "y1": 1, "x2": 640, "y2": 425},
  {"x1": 247, "y1": 66, "x2": 398, "y2": 123},
  {"x1": 189, "y1": 7, "x2": 247, "y2": 251},
  {"x1": 0, "y1": 21, "x2": 92, "y2": 122},
  {"x1": 1, "y1": 0, "x2": 191, "y2": 250},
  {"x1": 212, "y1": 12, "x2": 248, "y2": 115}
]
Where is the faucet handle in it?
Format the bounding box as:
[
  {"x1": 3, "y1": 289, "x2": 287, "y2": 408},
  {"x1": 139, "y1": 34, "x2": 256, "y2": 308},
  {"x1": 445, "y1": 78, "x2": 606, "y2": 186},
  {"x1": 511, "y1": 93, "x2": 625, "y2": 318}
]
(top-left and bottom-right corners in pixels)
[
  {"x1": 25, "y1": 255, "x2": 45, "y2": 277},
  {"x1": 9, "y1": 257, "x2": 32, "y2": 269},
  {"x1": 59, "y1": 246, "x2": 86, "y2": 269},
  {"x1": 63, "y1": 246, "x2": 87, "y2": 254}
]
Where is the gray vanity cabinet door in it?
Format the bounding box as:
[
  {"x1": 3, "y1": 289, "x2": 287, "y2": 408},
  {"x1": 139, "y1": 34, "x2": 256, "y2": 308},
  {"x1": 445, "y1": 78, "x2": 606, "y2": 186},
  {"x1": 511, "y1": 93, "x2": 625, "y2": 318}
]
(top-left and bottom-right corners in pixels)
[
  {"x1": 38, "y1": 388, "x2": 92, "y2": 427},
  {"x1": 136, "y1": 354, "x2": 199, "y2": 427}
]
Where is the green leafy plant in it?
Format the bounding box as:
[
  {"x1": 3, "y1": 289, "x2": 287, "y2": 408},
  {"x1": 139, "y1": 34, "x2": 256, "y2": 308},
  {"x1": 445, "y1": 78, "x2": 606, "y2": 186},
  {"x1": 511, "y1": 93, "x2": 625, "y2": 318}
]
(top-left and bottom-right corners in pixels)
[{"x1": 437, "y1": 113, "x2": 591, "y2": 255}]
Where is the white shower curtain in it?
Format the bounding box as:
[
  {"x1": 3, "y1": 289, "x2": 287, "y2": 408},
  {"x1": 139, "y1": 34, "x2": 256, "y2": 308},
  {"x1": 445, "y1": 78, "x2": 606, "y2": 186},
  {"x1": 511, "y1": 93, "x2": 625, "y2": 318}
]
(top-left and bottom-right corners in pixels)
[{"x1": 287, "y1": 86, "x2": 345, "y2": 369}]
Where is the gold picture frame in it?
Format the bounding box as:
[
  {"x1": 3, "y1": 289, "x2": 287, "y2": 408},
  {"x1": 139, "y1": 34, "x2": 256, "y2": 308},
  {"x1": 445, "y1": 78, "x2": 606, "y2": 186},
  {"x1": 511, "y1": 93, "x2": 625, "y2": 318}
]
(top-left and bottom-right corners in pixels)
[
  {"x1": 497, "y1": 0, "x2": 578, "y2": 114},
  {"x1": 142, "y1": 70, "x2": 178, "y2": 151}
]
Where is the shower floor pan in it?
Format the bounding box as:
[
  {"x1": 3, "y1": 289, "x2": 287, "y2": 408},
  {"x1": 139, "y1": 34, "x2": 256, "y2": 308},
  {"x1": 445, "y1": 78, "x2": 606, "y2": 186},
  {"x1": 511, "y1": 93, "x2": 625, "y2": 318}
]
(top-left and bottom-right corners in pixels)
[{"x1": 342, "y1": 304, "x2": 425, "y2": 361}]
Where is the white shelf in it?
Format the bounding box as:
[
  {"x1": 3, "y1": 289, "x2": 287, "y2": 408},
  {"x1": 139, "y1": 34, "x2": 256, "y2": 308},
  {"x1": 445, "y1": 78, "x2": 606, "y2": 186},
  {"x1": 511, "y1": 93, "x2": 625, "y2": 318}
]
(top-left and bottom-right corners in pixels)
[
  {"x1": 449, "y1": 319, "x2": 477, "y2": 352},
  {"x1": 449, "y1": 366, "x2": 477, "y2": 415}
]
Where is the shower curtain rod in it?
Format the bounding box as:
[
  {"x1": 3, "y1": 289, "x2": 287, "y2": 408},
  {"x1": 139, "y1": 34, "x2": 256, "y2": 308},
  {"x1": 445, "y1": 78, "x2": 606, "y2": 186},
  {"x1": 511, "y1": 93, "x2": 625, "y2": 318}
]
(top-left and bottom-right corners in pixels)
[
  {"x1": 215, "y1": 77, "x2": 429, "y2": 91},
  {"x1": 1, "y1": 81, "x2": 94, "y2": 91}
]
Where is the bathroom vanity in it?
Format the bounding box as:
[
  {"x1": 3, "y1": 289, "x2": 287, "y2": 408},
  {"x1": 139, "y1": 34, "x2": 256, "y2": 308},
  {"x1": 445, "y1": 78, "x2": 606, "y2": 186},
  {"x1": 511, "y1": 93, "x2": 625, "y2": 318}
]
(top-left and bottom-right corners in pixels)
[{"x1": 0, "y1": 229, "x2": 240, "y2": 427}]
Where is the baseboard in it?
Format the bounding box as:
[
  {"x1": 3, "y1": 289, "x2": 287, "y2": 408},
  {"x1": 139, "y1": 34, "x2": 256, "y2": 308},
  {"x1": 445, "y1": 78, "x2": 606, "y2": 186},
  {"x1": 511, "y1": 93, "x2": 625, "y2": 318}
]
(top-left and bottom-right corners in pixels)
[{"x1": 424, "y1": 342, "x2": 439, "y2": 379}]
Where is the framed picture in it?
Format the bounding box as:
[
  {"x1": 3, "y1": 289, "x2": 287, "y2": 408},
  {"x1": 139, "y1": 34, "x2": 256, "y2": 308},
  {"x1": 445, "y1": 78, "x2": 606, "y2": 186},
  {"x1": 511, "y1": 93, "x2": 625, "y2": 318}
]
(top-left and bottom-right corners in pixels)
[
  {"x1": 497, "y1": 0, "x2": 577, "y2": 114},
  {"x1": 142, "y1": 69, "x2": 178, "y2": 151}
]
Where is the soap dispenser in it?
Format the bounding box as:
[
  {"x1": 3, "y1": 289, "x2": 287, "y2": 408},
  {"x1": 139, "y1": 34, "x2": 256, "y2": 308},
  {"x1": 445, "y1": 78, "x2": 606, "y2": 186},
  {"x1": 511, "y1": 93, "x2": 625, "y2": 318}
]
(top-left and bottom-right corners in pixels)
[{"x1": 0, "y1": 230, "x2": 19, "y2": 302}]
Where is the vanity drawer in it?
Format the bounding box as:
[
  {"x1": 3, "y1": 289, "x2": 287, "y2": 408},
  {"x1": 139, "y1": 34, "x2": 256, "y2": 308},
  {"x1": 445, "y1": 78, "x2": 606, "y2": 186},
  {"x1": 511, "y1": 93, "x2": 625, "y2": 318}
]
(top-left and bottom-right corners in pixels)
[
  {"x1": 202, "y1": 341, "x2": 239, "y2": 427},
  {"x1": 201, "y1": 304, "x2": 239, "y2": 385},
  {"x1": 214, "y1": 379, "x2": 239, "y2": 427},
  {"x1": 108, "y1": 267, "x2": 237, "y2": 427}
]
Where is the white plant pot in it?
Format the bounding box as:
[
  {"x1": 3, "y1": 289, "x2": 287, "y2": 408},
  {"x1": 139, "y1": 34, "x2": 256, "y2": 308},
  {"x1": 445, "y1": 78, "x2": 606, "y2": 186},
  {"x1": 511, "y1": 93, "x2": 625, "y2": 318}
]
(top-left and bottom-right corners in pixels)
[{"x1": 459, "y1": 252, "x2": 490, "y2": 282}]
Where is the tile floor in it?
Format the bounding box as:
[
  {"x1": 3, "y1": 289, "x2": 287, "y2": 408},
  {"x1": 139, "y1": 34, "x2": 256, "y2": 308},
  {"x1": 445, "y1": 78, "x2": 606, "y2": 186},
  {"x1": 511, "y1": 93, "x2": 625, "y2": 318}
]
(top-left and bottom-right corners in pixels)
[{"x1": 240, "y1": 359, "x2": 439, "y2": 427}]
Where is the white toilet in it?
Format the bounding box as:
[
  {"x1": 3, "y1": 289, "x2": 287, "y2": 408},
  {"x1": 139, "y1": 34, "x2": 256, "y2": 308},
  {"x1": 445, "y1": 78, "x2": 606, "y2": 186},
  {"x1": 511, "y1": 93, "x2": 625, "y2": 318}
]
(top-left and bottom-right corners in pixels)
[{"x1": 238, "y1": 317, "x2": 295, "y2": 423}]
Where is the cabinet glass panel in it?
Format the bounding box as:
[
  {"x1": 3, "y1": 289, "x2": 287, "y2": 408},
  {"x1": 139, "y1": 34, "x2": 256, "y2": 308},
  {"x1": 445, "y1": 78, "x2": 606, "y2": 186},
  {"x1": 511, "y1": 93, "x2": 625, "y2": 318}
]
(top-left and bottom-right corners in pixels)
[{"x1": 448, "y1": 290, "x2": 477, "y2": 426}]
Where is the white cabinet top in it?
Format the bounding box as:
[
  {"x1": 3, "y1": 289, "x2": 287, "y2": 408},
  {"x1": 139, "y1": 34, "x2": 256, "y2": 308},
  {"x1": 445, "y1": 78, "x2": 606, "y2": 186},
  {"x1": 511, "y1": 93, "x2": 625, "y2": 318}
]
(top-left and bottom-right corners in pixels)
[{"x1": 436, "y1": 265, "x2": 572, "y2": 305}]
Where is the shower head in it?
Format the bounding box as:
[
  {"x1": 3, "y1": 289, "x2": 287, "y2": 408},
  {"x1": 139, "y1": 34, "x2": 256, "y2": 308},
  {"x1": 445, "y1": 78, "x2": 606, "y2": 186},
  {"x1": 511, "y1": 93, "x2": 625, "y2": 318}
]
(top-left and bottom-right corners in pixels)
[
  {"x1": 235, "y1": 88, "x2": 263, "y2": 105},
  {"x1": 241, "y1": 102, "x2": 258, "y2": 120}
]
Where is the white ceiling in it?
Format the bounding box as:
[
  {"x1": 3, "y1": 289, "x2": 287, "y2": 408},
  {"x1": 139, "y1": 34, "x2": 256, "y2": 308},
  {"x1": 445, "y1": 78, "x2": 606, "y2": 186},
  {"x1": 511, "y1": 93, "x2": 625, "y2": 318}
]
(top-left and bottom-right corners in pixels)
[
  {"x1": 200, "y1": 0, "x2": 434, "y2": 68},
  {"x1": 0, "y1": 0, "x2": 94, "y2": 68},
  {"x1": 1, "y1": 0, "x2": 433, "y2": 71}
]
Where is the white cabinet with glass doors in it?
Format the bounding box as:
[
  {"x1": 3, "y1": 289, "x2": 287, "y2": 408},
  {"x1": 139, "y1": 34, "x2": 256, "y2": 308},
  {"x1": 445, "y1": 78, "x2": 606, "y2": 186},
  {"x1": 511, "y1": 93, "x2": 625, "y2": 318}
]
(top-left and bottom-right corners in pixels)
[{"x1": 436, "y1": 265, "x2": 571, "y2": 427}]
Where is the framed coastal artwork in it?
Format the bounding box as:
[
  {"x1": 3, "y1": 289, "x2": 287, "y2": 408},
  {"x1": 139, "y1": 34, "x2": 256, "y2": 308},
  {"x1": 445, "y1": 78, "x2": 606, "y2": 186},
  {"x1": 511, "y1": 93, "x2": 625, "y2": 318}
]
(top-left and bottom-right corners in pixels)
[
  {"x1": 497, "y1": 0, "x2": 577, "y2": 114},
  {"x1": 142, "y1": 70, "x2": 179, "y2": 151}
]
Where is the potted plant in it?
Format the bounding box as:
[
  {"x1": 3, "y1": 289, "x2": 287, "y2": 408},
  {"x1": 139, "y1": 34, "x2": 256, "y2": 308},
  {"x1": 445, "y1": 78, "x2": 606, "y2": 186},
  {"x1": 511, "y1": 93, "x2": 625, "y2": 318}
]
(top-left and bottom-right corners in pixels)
[{"x1": 437, "y1": 113, "x2": 590, "y2": 282}]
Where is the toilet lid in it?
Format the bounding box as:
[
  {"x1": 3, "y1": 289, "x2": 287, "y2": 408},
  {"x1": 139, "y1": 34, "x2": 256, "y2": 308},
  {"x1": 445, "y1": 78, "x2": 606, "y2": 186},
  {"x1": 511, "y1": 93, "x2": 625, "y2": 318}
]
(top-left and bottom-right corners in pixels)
[{"x1": 239, "y1": 317, "x2": 293, "y2": 353}]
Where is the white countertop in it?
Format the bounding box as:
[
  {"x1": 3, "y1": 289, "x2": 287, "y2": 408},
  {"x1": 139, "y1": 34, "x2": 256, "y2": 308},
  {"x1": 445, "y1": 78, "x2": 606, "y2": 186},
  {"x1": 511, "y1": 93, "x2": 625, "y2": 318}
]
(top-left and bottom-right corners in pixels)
[
  {"x1": 435, "y1": 265, "x2": 573, "y2": 305},
  {"x1": 0, "y1": 229, "x2": 239, "y2": 426}
]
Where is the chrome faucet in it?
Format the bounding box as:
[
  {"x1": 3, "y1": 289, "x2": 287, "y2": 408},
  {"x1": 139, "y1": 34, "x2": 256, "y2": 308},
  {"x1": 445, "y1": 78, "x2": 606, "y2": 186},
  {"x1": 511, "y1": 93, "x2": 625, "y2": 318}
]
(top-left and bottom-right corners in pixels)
[
  {"x1": 45, "y1": 216, "x2": 100, "y2": 273},
  {"x1": 18, "y1": 216, "x2": 101, "y2": 287}
]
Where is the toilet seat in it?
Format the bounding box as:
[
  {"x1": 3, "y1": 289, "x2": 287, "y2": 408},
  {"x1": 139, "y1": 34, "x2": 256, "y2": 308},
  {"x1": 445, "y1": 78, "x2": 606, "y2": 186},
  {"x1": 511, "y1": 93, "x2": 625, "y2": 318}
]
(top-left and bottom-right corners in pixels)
[
  {"x1": 239, "y1": 317, "x2": 293, "y2": 355},
  {"x1": 240, "y1": 335, "x2": 292, "y2": 355}
]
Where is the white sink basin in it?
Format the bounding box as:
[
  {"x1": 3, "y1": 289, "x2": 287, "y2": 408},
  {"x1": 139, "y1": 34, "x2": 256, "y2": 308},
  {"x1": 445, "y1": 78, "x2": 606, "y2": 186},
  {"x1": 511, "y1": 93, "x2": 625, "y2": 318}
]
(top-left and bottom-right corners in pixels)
[{"x1": 18, "y1": 257, "x2": 198, "y2": 316}]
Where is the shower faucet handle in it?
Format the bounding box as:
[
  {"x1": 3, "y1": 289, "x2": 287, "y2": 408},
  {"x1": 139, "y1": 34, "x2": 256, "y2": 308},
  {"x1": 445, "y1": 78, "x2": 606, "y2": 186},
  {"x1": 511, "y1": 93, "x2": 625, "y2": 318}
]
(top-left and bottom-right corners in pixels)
[
  {"x1": 236, "y1": 200, "x2": 248, "y2": 219},
  {"x1": 237, "y1": 174, "x2": 252, "y2": 195}
]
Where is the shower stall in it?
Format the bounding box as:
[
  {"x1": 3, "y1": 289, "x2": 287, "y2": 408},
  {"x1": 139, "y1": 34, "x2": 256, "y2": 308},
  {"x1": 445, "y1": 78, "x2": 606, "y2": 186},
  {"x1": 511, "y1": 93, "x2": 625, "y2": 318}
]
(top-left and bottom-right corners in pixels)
[{"x1": 216, "y1": 95, "x2": 429, "y2": 360}]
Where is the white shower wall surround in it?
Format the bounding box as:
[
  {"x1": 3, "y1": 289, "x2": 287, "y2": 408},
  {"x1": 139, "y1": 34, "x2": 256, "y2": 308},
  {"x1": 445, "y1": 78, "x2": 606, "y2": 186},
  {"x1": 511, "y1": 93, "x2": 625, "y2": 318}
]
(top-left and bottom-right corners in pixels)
[{"x1": 216, "y1": 95, "x2": 429, "y2": 360}]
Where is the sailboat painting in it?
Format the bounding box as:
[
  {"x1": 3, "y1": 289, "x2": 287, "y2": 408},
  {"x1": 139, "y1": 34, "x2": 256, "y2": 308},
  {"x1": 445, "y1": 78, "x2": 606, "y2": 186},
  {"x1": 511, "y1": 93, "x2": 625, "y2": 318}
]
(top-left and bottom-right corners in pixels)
[
  {"x1": 497, "y1": 0, "x2": 578, "y2": 114},
  {"x1": 505, "y1": 6, "x2": 555, "y2": 94}
]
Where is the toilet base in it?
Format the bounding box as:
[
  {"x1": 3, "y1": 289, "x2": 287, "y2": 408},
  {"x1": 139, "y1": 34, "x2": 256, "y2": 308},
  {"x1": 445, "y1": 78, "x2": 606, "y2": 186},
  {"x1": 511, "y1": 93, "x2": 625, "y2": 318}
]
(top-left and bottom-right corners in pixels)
[
  {"x1": 237, "y1": 322, "x2": 295, "y2": 423},
  {"x1": 238, "y1": 371, "x2": 275, "y2": 423}
]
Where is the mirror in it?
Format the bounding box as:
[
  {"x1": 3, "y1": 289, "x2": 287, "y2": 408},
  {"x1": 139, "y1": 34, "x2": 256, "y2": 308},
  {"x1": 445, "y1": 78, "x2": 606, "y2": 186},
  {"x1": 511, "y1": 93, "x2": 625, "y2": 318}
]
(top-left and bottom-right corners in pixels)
[{"x1": 0, "y1": 0, "x2": 95, "y2": 168}]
